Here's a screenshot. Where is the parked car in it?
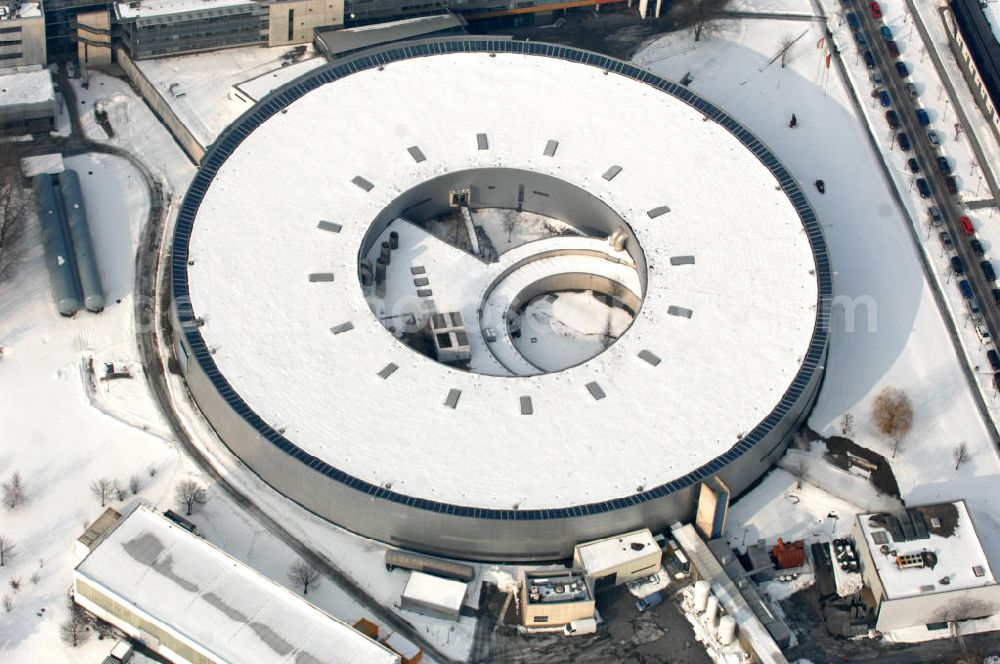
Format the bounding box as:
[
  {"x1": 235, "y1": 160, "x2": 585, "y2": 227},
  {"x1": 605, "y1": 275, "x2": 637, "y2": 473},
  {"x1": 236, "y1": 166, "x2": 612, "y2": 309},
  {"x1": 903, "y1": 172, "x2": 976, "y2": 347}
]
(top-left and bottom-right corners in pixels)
[
  {"x1": 856, "y1": 31, "x2": 868, "y2": 48},
  {"x1": 916, "y1": 108, "x2": 930, "y2": 125},
  {"x1": 886, "y1": 40, "x2": 899, "y2": 57},
  {"x1": 905, "y1": 82, "x2": 918, "y2": 97},
  {"x1": 916, "y1": 178, "x2": 931, "y2": 198},
  {"x1": 976, "y1": 323, "x2": 991, "y2": 342},
  {"x1": 907, "y1": 157, "x2": 920, "y2": 173},
  {"x1": 928, "y1": 129, "x2": 941, "y2": 147},
  {"x1": 880, "y1": 25, "x2": 893, "y2": 41},
  {"x1": 895, "y1": 61, "x2": 910, "y2": 78},
  {"x1": 898, "y1": 132, "x2": 911, "y2": 150},
  {"x1": 971, "y1": 239, "x2": 984, "y2": 255},
  {"x1": 869, "y1": 1, "x2": 882, "y2": 19},
  {"x1": 960, "y1": 279, "x2": 974, "y2": 299},
  {"x1": 636, "y1": 592, "x2": 664, "y2": 612},
  {"x1": 952, "y1": 256, "x2": 965, "y2": 275},
  {"x1": 880, "y1": 90, "x2": 892, "y2": 107},
  {"x1": 945, "y1": 175, "x2": 959, "y2": 194},
  {"x1": 564, "y1": 618, "x2": 598, "y2": 636},
  {"x1": 969, "y1": 297, "x2": 983, "y2": 320},
  {"x1": 864, "y1": 50, "x2": 875, "y2": 68},
  {"x1": 886, "y1": 110, "x2": 900, "y2": 129},
  {"x1": 940, "y1": 230, "x2": 954, "y2": 248},
  {"x1": 961, "y1": 215, "x2": 975, "y2": 236},
  {"x1": 988, "y1": 349, "x2": 1000, "y2": 371},
  {"x1": 992, "y1": 288, "x2": 1000, "y2": 305},
  {"x1": 929, "y1": 206, "x2": 942, "y2": 224},
  {"x1": 847, "y1": 12, "x2": 861, "y2": 30},
  {"x1": 871, "y1": 71, "x2": 885, "y2": 87},
  {"x1": 937, "y1": 156, "x2": 952, "y2": 175},
  {"x1": 982, "y1": 260, "x2": 997, "y2": 281}
]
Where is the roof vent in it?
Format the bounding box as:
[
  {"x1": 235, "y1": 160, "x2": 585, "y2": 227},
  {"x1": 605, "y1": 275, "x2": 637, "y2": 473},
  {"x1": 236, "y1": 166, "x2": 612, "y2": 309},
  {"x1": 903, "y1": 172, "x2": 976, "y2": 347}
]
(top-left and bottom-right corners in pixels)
[
  {"x1": 974, "y1": 565, "x2": 986, "y2": 577},
  {"x1": 630, "y1": 542, "x2": 645, "y2": 551}
]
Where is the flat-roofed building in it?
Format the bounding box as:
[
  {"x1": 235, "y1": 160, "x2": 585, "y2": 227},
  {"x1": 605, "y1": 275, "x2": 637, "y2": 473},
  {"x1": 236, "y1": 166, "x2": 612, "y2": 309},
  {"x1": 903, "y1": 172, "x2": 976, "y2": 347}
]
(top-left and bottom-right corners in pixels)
[
  {"x1": 573, "y1": 529, "x2": 662, "y2": 591},
  {"x1": 946, "y1": 0, "x2": 1000, "y2": 138},
  {"x1": 0, "y1": 2, "x2": 46, "y2": 67},
  {"x1": 853, "y1": 500, "x2": 1000, "y2": 632},
  {"x1": 73, "y1": 503, "x2": 401, "y2": 664},
  {"x1": 521, "y1": 569, "x2": 594, "y2": 627},
  {"x1": 0, "y1": 64, "x2": 56, "y2": 133}
]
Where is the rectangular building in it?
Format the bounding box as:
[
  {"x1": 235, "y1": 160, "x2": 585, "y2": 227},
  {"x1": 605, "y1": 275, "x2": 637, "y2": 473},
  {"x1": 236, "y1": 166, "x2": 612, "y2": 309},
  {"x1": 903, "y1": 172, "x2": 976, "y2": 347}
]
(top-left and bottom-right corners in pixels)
[
  {"x1": 520, "y1": 569, "x2": 594, "y2": 627},
  {"x1": 0, "y1": 2, "x2": 46, "y2": 67},
  {"x1": 399, "y1": 571, "x2": 467, "y2": 621},
  {"x1": 0, "y1": 64, "x2": 56, "y2": 133},
  {"x1": 947, "y1": 0, "x2": 1000, "y2": 137},
  {"x1": 572, "y1": 528, "x2": 661, "y2": 591},
  {"x1": 853, "y1": 500, "x2": 1000, "y2": 632},
  {"x1": 73, "y1": 503, "x2": 401, "y2": 664}
]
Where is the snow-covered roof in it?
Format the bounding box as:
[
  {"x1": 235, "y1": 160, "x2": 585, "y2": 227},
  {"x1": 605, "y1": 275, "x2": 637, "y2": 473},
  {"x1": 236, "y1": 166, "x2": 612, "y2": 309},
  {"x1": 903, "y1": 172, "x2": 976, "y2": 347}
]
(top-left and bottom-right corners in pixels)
[
  {"x1": 184, "y1": 49, "x2": 821, "y2": 510},
  {"x1": 75, "y1": 504, "x2": 401, "y2": 664},
  {"x1": 401, "y1": 571, "x2": 467, "y2": 612},
  {"x1": 983, "y1": 0, "x2": 1000, "y2": 45},
  {"x1": 115, "y1": 0, "x2": 255, "y2": 20},
  {"x1": 856, "y1": 500, "x2": 998, "y2": 600},
  {"x1": 575, "y1": 529, "x2": 659, "y2": 575},
  {"x1": 234, "y1": 57, "x2": 325, "y2": 103},
  {"x1": 0, "y1": 67, "x2": 55, "y2": 108}
]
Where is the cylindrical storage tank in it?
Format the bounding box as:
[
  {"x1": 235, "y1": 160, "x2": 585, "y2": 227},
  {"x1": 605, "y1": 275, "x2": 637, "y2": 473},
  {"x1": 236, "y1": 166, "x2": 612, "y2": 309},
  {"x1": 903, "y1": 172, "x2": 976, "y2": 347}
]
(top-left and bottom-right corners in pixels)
[
  {"x1": 389, "y1": 231, "x2": 399, "y2": 249},
  {"x1": 704, "y1": 594, "x2": 719, "y2": 625},
  {"x1": 58, "y1": 170, "x2": 105, "y2": 312},
  {"x1": 718, "y1": 615, "x2": 737, "y2": 645},
  {"x1": 359, "y1": 258, "x2": 373, "y2": 286},
  {"x1": 693, "y1": 580, "x2": 710, "y2": 612},
  {"x1": 34, "y1": 174, "x2": 82, "y2": 317},
  {"x1": 380, "y1": 241, "x2": 391, "y2": 264}
]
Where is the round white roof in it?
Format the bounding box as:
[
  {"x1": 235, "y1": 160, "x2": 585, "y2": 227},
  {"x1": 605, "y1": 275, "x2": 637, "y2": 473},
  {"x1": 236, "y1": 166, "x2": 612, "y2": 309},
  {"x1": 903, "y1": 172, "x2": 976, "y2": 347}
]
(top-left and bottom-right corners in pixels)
[{"x1": 185, "y1": 51, "x2": 819, "y2": 510}]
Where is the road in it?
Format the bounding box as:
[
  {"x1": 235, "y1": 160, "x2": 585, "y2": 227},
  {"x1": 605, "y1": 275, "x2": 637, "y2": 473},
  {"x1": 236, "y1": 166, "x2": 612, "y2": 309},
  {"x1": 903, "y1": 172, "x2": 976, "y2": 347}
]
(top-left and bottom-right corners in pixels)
[{"x1": 19, "y1": 70, "x2": 465, "y2": 664}]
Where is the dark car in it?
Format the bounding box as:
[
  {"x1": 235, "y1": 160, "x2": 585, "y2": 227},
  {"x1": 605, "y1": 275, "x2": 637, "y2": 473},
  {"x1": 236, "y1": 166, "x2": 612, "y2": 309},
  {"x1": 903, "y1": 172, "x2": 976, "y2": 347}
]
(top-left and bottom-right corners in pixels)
[
  {"x1": 929, "y1": 206, "x2": 943, "y2": 224},
  {"x1": 886, "y1": 40, "x2": 899, "y2": 57},
  {"x1": 856, "y1": 31, "x2": 868, "y2": 48},
  {"x1": 636, "y1": 592, "x2": 664, "y2": 612},
  {"x1": 940, "y1": 230, "x2": 954, "y2": 248},
  {"x1": 907, "y1": 157, "x2": 920, "y2": 173},
  {"x1": 895, "y1": 61, "x2": 910, "y2": 78},
  {"x1": 864, "y1": 50, "x2": 876, "y2": 68},
  {"x1": 916, "y1": 178, "x2": 931, "y2": 198},
  {"x1": 937, "y1": 156, "x2": 952, "y2": 175},
  {"x1": 880, "y1": 90, "x2": 892, "y2": 107},
  {"x1": 880, "y1": 25, "x2": 893, "y2": 41},
  {"x1": 961, "y1": 215, "x2": 975, "y2": 236},
  {"x1": 972, "y1": 238, "x2": 985, "y2": 256},
  {"x1": 992, "y1": 288, "x2": 1000, "y2": 305},
  {"x1": 898, "y1": 132, "x2": 911, "y2": 150},
  {"x1": 988, "y1": 350, "x2": 1000, "y2": 371},
  {"x1": 960, "y1": 280, "x2": 974, "y2": 299},
  {"x1": 916, "y1": 108, "x2": 930, "y2": 125},
  {"x1": 886, "y1": 110, "x2": 900, "y2": 128},
  {"x1": 945, "y1": 175, "x2": 958, "y2": 194},
  {"x1": 928, "y1": 129, "x2": 942, "y2": 147},
  {"x1": 869, "y1": 1, "x2": 882, "y2": 19},
  {"x1": 847, "y1": 12, "x2": 861, "y2": 30},
  {"x1": 952, "y1": 256, "x2": 965, "y2": 275},
  {"x1": 905, "y1": 82, "x2": 918, "y2": 97},
  {"x1": 982, "y1": 260, "x2": 997, "y2": 281}
]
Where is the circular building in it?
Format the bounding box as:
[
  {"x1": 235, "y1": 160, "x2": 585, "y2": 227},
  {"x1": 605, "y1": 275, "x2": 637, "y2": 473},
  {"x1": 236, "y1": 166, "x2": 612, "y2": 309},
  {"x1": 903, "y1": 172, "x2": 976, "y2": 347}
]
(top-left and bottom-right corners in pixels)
[{"x1": 170, "y1": 39, "x2": 831, "y2": 561}]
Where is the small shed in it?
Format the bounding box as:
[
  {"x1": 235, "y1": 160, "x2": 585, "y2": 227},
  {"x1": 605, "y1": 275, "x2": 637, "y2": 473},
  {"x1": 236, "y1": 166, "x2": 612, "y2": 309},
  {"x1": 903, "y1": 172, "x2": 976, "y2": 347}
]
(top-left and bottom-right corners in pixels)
[
  {"x1": 573, "y1": 529, "x2": 662, "y2": 591},
  {"x1": 74, "y1": 507, "x2": 122, "y2": 560},
  {"x1": 400, "y1": 571, "x2": 467, "y2": 621}
]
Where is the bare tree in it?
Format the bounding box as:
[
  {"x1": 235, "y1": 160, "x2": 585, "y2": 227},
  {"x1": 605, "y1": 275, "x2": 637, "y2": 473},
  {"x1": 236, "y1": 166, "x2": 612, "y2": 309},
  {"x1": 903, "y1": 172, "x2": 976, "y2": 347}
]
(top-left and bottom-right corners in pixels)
[
  {"x1": 288, "y1": 559, "x2": 321, "y2": 595},
  {"x1": 953, "y1": 441, "x2": 971, "y2": 470},
  {"x1": 60, "y1": 609, "x2": 91, "y2": 647},
  {"x1": 90, "y1": 477, "x2": 114, "y2": 507},
  {"x1": 778, "y1": 33, "x2": 799, "y2": 68},
  {"x1": 840, "y1": 412, "x2": 855, "y2": 437},
  {"x1": 174, "y1": 479, "x2": 209, "y2": 516},
  {"x1": 2, "y1": 470, "x2": 26, "y2": 509},
  {"x1": 679, "y1": 0, "x2": 732, "y2": 41},
  {"x1": 0, "y1": 534, "x2": 14, "y2": 567},
  {"x1": 871, "y1": 387, "x2": 913, "y2": 458},
  {"x1": 0, "y1": 132, "x2": 30, "y2": 283},
  {"x1": 114, "y1": 479, "x2": 127, "y2": 502},
  {"x1": 2, "y1": 594, "x2": 12, "y2": 613},
  {"x1": 9, "y1": 577, "x2": 21, "y2": 592},
  {"x1": 501, "y1": 209, "x2": 517, "y2": 244},
  {"x1": 129, "y1": 474, "x2": 141, "y2": 495}
]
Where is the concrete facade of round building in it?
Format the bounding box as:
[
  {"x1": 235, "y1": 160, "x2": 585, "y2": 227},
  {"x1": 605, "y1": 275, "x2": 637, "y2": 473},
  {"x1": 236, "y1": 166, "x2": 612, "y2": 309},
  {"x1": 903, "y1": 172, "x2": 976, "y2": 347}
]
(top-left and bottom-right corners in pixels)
[{"x1": 170, "y1": 38, "x2": 832, "y2": 561}]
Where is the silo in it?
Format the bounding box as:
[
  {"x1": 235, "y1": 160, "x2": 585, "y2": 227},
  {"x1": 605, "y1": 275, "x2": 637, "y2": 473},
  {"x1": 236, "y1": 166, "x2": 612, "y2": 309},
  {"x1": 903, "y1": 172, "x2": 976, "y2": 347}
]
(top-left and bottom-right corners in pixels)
[
  {"x1": 58, "y1": 170, "x2": 105, "y2": 312},
  {"x1": 718, "y1": 615, "x2": 737, "y2": 645},
  {"x1": 693, "y1": 580, "x2": 710, "y2": 612},
  {"x1": 704, "y1": 594, "x2": 719, "y2": 625},
  {"x1": 34, "y1": 174, "x2": 82, "y2": 316}
]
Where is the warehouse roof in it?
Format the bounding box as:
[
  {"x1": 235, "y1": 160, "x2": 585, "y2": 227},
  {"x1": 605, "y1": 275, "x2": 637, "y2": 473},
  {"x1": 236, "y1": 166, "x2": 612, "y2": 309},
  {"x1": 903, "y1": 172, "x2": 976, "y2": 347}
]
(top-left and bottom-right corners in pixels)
[{"x1": 75, "y1": 504, "x2": 400, "y2": 664}]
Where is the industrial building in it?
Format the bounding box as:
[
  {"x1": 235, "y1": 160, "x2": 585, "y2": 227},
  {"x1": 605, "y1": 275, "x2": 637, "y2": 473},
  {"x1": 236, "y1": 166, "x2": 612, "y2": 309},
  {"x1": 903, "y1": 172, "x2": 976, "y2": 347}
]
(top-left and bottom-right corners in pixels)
[
  {"x1": 0, "y1": 1, "x2": 46, "y2": 66},
  {"x1": 947, "y1": 0, "x2": 1000, "y2": 137},
  {"x1": 170, "y1": 38, "x2": 831, "y2": 561},
  {"x1": 0, "y1": 64, "x2": 55, "y2": 133},
  {"x1": 73, "y1": 503, "x2": 401, "y2": 664},
  {"x1": 572, "y1": 529, "x2": 662, "y2": 591},
  {"x1": 520, "y1": 570, "x2": 595, "y2": 628},
  {"x1": 399, "y1": 571, "x2": 468, "y2": 621},
  {"x1": 853, "y1": 500, "x2": 1000, "y2": 633},
  {"x1": 313, "y1": 13, "x2": 465, "y2": 60}
]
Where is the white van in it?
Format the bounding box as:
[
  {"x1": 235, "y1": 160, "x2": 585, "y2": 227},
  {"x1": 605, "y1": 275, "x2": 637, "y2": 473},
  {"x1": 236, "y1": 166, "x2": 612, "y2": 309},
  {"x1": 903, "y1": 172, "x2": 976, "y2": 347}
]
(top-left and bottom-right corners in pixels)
[{"x1": 563, "y1": 618, "x2": 598, "y2": 636}]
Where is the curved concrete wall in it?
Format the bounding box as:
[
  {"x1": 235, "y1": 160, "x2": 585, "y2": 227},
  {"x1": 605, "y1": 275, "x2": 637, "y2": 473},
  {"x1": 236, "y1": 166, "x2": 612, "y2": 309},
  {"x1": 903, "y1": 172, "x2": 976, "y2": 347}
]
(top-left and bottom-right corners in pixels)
[{"x1": 170, "y1": 38, "x2": 832, "y2": 561}]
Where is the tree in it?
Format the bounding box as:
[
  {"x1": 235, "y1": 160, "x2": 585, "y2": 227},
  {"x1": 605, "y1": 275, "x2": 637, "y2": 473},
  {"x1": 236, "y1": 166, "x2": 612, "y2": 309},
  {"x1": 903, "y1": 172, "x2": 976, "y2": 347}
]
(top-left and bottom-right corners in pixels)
[
  {"x1": 129, "y1": 474, "x2": 141, "y2": 495},
  {"x1": 114, "y1": 479, "x2": 127, "y2": 502},
  {"x1": 0, "y1": 131, "x2": 30, "y2": 283},
  {"x1": 60, "y1": 609, "x2": 91, "y2": 647},
  {"x1": 677, "y1": 0, "x2": 732, "y2": 41},
  {"x1": 778, "y1": 33, "x2": 799, "y2": 68},
  {"x1": 501, "y1": 209, "x2": 517, "y2": 243},
  {"x1": 174, "y1": 479, "x2": 209, "y2": 516},
  {"x1": 2, "y1": 470, "x2": 26, "y2": 509},
  {"x1": 1, "y1": 594, "x2": 12, "y2": 613},
  {"x1": 0, "y1": 534, "x2": 14, "y2": 567},
  {"x1": 953, "y1": 441, "x2": 971, "y2": 470},
  {"x1": 90, "y1": 477, "x2": 114, "y2": 507},
  {"x1": 288, "y1": 559, "x2": 321, "y2": 595},
  {"x1": 840, "y1": 412, "x2": 855, "y2": 436},
  {"x1": 871, "y1": 387, "x2": 913, "y2": 458}
]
